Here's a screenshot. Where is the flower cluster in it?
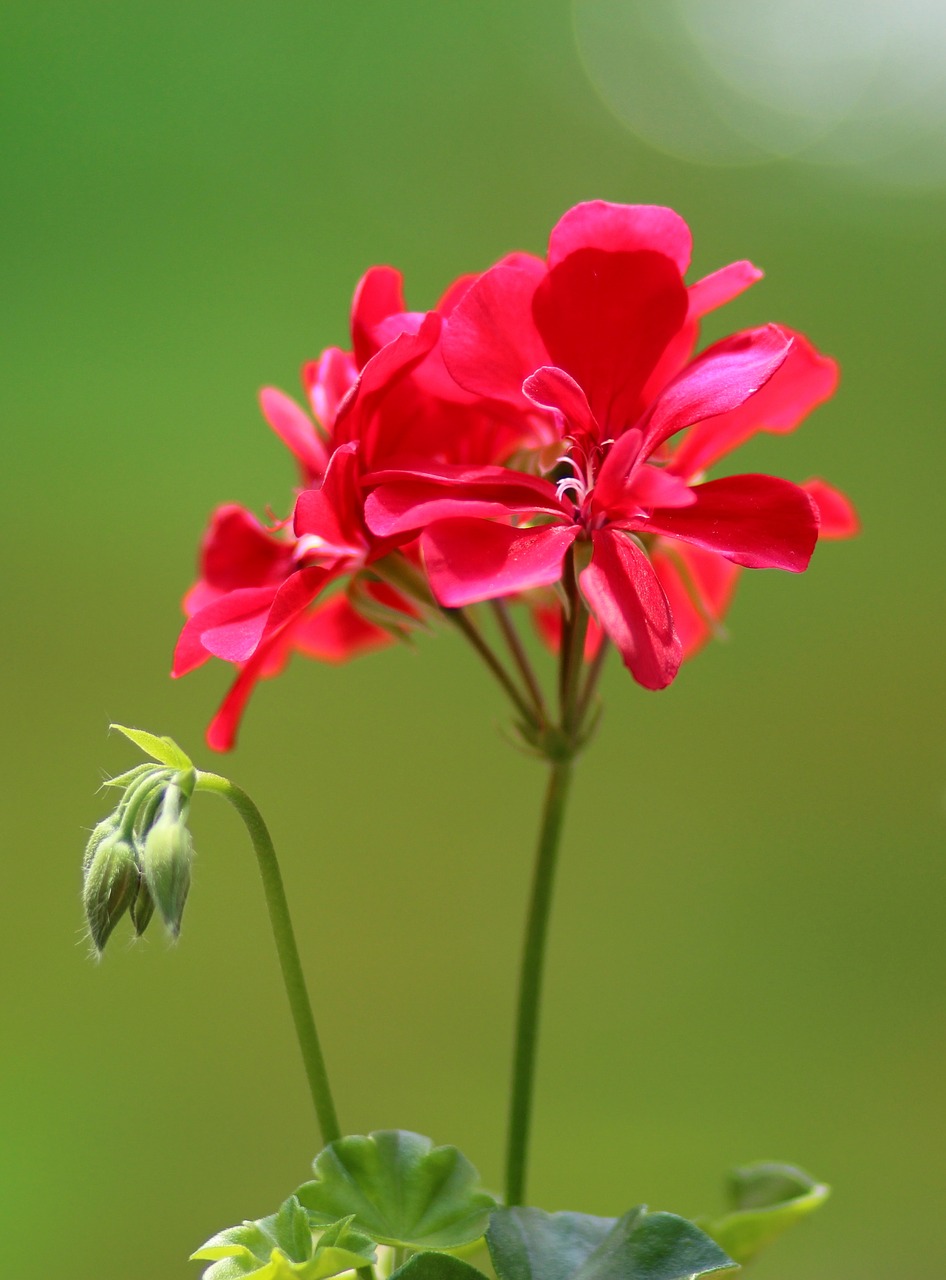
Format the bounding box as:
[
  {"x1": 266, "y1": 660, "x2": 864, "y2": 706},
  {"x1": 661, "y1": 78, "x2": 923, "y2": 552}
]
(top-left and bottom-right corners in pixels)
[
  {"x1": 174, "y1": 201, "x2": 856, "y2": 749},
  {"x1": 83, "y1": 750, "x2": 197, "y2": 952}
]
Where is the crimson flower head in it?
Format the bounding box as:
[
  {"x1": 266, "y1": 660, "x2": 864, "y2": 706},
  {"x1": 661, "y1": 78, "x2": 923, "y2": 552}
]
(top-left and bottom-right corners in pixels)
[
  {"x1": 174, "y1": 201, "x2": 856, "y2": 749},
  {"x1": 365, "y1": 201, "x2": 856, "y2": 688}
]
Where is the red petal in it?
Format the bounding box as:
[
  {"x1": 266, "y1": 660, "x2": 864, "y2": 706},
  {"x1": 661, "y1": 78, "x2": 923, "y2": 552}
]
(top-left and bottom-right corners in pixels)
[
  {"x1": 629, "y1": 465, "x2": 697, "y2": 510},
  {"x1": 688, "y1": 260, "x2": 763, "y2": 318},
  {"x1": 651, "y1": 543, "x2": 740, "y2": 659},
  {"x1": 365, "y1": 465, "x2": 564, "y2": 538},
  {"x1": 259, "y1": 388, "x2": 328, "y2": 482},
  {"x1": 203, "y1": 567, "x2": 333, "y2": 664},
  {"x1": 182, "y1": 580, "x2": 217, "y2": 617},
  {"x1": 592, "y1": 429, "x2": 645, "y2": 512},
  {"x1": 579, "y1": 530, "x2": 681, "y2": 689},
  {"x1": 422, "y1": 519, "x2": 578, "y2": 607},
  {"x1": 367, "y1": 461, "x2": 557, "y2": 490},
  {"x1": 351, "y1": 266, "x2": 406, "y2": 368},
  {"x1": 200, "y1": 504, "x2": 295, "y2": 592},
  {"x1": 640, "y1": 474, "x2": 819, "y2": 571},
  {"x1": 594, "y1": 436, "x2": 695, "y2": 518},
  {"x1": 436, "y1": 272, "x2": 479, "y2": 316},
  {"x1": 670, "y1": 333, "x2": 839, "y2": 478},
  {"x1": 293, "y1": 593, "x2": 392, "y2": 662},
  {"x1": 173, "y1": 587, "x2": 277, "y2": 675},
  {"x1": 205, "y1": 640, "x2": 283, "y2": 753},
  {"x1": 303, "y1": 347, "x2": 358, "y2": 435},
  {"x1": 548, "y1": 201, "x2": 692, "y2": 274},
  {"x1": 442, "y1": 258, "x2": 549, "y2": 404},
  {"x1": 640, "y1": 318, "x2": 699, "y2": 405},
  {"x1": 802, "y1": 478, "x2": 860, "y2": 538},
  {"x1": 533, "y1": 249, "x2": 689, "y2": 435},
  {"x1": 205, "y1": 575, "x2": 393, "y2": 752},
  {"x1": 293, "y1": 442, "x2": 367, "y2": 558},
  {"x1": 198, "y1": 570, "x2": 332, "y2": 752},
  {"x1": 641, "y1": 325, "x2": 792, "y2": 456},
  {"x1": 333, "y1": 313, "x2": 441, "y2": 461},
  {"x1": 522, "y1": 366, "x2": 599, "y2": 441}
]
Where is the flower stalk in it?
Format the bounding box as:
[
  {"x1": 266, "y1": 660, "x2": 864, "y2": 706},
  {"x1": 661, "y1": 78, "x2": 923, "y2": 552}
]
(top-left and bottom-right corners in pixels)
[
  {"x1": 504, "y1": 755, "x2": 575, "y2": 1207},
  {"x1": 452, "y1": 582, "x2": 589, "y2": 1207},
  {"x1": 194, "y1": 771, "x2": 342, "y2": 1146}
]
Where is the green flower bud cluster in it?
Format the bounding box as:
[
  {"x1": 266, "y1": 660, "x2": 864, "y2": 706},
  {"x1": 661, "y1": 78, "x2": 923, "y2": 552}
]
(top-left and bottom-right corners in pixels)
[{"x1": 82, "y1": 762, "x2": 196, "y2": 955}]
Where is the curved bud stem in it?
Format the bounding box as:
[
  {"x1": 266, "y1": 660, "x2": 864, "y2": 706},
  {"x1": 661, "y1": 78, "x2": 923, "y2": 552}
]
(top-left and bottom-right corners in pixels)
[{"x1": 195, "y1": 771, "x2": 342, "y2": 1147}]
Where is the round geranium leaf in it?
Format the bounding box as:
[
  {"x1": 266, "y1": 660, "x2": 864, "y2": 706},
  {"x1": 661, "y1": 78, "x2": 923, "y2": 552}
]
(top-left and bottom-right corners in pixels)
[
  {"x1": 696, "y1": 1162, "x2": 830, "y2": 1266},
  {"x1": 602, "y1": 1211, "x2": 736, "y2": 1280},
  {"x1": 486, "y1": 1207, "x2": 617, "y2": 1280},
  {"x1": 487, "y1": 1206, "x2": 736, "y2": 1280},
  {"x1": 296, "y1": 1131, "x2": 498, "y2": 1249}
]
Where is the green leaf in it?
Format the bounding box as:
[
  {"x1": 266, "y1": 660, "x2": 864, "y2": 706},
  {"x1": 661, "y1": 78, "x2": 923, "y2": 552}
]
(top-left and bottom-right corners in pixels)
[
  {"x1": 487, "y1": 1206, "x2": 736, "y2": 1280},
  {"x1": 297, "y1": 1130, "x2": 498, "y2": 1249},
  {"x1": 696, "y1": 1162, "x2": 830, "y2": 1266},
  {"x1": 580, "y1": 1210, "x2": 737, "y2": 1280},
  {"x1": 486, "y1": 1208, "x2": 616, "y2": 1280},
  {"x1": 190, "y1": 1200, "x2": 376, "y2": 1280},
  {"x1": 111, "y1": 724, "x2": 193, "y2": 770},
  {"x1": 390, "y1": 1252, "x2": 489, "y2": 1280}
]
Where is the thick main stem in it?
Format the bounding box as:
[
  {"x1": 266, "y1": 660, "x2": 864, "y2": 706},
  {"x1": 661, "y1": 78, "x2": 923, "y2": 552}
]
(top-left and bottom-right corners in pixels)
[
  {"x1": 504, "y1": 757, "x2": 574, "y2": 1206},
  {"x1": 196, "y1": 771, "x2": 341, "y2": 1146}
]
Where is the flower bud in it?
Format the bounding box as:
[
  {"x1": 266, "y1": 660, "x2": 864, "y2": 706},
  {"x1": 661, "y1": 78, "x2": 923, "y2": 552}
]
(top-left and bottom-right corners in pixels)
[
  {"x1": 82, "y1": 815, "x2": 119, "y2": 874},
  {"x1": 141, "y1": 788, "x2": 194, "y2": 938},
  {"x1": 129, "y1": 875, "x2": 156, "y2": 937},
  {"x1": 82, "y1": 831, "x2": 139, "y2": 955}
]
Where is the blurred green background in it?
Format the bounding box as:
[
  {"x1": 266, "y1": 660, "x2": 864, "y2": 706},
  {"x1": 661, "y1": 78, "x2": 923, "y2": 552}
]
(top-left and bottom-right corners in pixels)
[{"x1": 2, "y1": 2, "x2": 943, "y2": 1278}]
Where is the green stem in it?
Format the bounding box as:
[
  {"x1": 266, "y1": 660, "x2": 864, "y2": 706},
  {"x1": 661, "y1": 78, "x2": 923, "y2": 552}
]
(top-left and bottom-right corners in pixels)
[
  {"x1": 491, "y1": 600, "x2": 549, "y2": 727},
  {"x1": 504, "y1": 756, "x2": 574, "y2": 1206},
  {"x1": 575, "y1": 637, "x2": 610, "y2": 729},
  {"x1": 195, "y1": 771, "x2": 341, "y2": 1146}
]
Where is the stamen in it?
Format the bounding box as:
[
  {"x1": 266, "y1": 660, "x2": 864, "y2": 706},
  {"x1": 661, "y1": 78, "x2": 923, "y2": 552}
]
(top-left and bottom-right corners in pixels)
[
  {"x1": 294, "y1": 534, "x2": 327, "y2": 557},
  {"x1": 555, "y1": 476, "x2": 585, "y2": 503},
  {"x1": 553, "y1": 454, "x2": 583, "y2": 479}
]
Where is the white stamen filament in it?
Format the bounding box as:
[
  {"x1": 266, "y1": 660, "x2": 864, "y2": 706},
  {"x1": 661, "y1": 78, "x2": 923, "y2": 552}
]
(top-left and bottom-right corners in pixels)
[
  {"x1": 555, "y1": 476, "x2": 586, "y2": 503},
  {"x1": 552, "y1": 447, "x2": 595, "y2": 506}
]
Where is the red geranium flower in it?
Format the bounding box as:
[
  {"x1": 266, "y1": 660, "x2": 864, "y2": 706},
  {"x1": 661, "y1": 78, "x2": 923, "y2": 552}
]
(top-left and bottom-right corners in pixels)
[
  {"x1": 174, "y1": 201, "x2": 857, "y2": 746},
  {"x1": 364, "y1": 202, "x2": 848, "y2": 688}
]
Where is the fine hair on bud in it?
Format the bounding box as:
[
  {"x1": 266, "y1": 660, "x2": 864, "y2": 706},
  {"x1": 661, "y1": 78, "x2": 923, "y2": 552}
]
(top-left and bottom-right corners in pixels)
[
  {"x1": 82, "y1": 832, "x2": 139, "y2": 955},
  {"x1": 83, "y1": 815, "x2": 120, "y2": 874},
  {"x1": 141, "y1": 785, "x2": 194, "y2": 939}
]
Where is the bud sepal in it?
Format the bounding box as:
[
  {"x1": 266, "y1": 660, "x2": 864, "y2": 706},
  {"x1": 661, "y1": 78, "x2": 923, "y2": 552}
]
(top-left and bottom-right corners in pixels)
[
  {"x1": 82, "y1": 828, "x2": 140, "y2": 955},
  {"x1": 140, "y1": 784, "x2": 195, "y2": 938}
]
